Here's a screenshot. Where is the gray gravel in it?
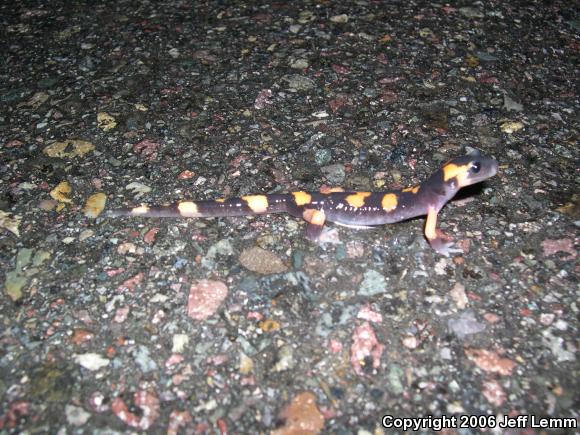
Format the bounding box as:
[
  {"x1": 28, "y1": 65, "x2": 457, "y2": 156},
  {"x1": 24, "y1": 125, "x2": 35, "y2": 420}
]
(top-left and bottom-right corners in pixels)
[{"x1": 0, "y1": 0, "x2": 578, "y2": 433}]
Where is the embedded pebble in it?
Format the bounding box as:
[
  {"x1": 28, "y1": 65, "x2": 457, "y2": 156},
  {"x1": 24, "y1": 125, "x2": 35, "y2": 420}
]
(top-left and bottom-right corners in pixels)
[
  {"x1": 65, "y1": 405, "x2": 91, "y2": 426},
  {"x1": 330, "y1": 14, "x2": 349, "y2": 23},
  {"x1": 74, "y1": 353, "x2": 110, "y2": 371},
  {"x1": 321, "y1": 164, "x2": 346, "y2": 185},
  {"x1": 358, "y1": 270, "x2": 387, "y2": 296},
  {"x1": 447, "y1": 311, "x2": 486, "y2": 339},
  {"x1": 187, "y1": 280, "x2": 229, "y2": 320},
  {"x1": 239, "y1": 246, "x2": 288, "y2": 274}
]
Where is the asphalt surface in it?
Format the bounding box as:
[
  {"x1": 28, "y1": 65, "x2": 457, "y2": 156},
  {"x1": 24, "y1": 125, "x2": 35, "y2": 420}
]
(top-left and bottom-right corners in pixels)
[{"x1": 0, "y1": 0, "x2": 578, "y2": 433}]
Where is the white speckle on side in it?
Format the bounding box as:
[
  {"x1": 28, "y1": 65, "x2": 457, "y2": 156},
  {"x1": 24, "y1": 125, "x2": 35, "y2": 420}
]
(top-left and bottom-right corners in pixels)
[{"x1": 334, "y1": 222, "x2": 375, "y2": 229}]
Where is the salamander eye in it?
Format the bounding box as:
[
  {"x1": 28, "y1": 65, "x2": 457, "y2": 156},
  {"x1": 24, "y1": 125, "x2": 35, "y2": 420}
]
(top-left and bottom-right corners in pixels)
[{"x1": 470, "y1": 162, "x2": 481, "y2": 173}]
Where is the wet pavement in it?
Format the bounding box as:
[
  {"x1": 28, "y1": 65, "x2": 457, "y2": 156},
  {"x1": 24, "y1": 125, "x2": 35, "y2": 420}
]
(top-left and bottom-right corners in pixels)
[{"x1": 0, "y1": 0, "x2": 578, "y2": 433}]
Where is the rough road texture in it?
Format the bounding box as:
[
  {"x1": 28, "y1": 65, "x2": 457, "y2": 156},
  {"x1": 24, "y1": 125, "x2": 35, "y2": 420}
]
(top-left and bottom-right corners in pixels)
[{"x1": 1, "y1": 1, "x2": 578, "y2": 433}]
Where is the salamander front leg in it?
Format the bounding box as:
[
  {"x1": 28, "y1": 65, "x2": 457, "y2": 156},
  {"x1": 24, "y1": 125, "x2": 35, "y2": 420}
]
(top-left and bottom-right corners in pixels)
[
  {"x1": 425, "y1": 207, "x2": 463, "y2": 256},
  {"x1": 302, "y1": 209, "x2": 326, "y2": 241}
]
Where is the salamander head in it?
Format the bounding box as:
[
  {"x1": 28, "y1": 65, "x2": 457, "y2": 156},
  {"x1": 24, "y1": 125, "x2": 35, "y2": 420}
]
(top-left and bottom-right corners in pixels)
[{"x1": 440, "y1": 150, "x2": 498, "y2": 189}]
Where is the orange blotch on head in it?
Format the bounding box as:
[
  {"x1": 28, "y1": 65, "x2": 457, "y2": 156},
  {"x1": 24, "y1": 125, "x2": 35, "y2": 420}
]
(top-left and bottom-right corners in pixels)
[
  {"x1": 402, "y1": 185, "x2": 420, "y2": 194},
  {"x1": 292, "y1": 191, "x2": 312, "y2": 206},
  {"x1": 381, "y1": 193, "x2": 398, "y2": 212},
  {"x1": 178, "y1": 201, "x2": 200, "y2": 217},
  {"x1": 242, "y1": 195, "x2": 269, "y2": 213},
  {"x1": 345, "y1": 192, "x2": 371, "y2": 208},
  {"x1": 443, "y1": 163, "x2": 471, "y2": 185}
]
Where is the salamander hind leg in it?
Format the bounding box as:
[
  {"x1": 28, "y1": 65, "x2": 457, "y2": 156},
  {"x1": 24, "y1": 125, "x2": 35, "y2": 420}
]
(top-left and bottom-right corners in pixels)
[
  {"x1": 425, "y1": 207, "x2": 463, "y2": 256},
  {"x1": 302, "y1": 208, "x2": 326, "y2": 241}
]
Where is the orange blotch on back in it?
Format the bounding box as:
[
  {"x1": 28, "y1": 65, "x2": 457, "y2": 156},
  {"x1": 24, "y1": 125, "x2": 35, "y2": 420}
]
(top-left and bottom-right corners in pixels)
[
  {"x1": 320, "y1": 186, "x2": 345, "y2": 194},
  {"x1": 381, "y1": 193, "x2": 398, "y2": 212},
  {"x1": 131, "y1": 205, "x2": 150, "y2": 215},
  {"x1": 402, "y1": 185, "x2": 420, "y2": 194},
  {"x1": 345, "y1": 192, "x2": 371, "y2": 208},
  {"x1": 292, "y1": 191, "x2": 312, "y2": 206},
  {"x1": 242, "y1": 195, "x2": 269, "y2": 213},
  {"x1": 303, "y1": 208, "x2": 326, "y2": 225},
  {"x1": 178, "y1": 201, "x2": 200, "y2": 217}
]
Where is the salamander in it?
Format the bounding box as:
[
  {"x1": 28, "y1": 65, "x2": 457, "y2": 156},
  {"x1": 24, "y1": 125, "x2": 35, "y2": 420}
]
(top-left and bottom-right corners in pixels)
[{"x1": 108, "y1": 150, "x2": 498, "y2": 256}]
